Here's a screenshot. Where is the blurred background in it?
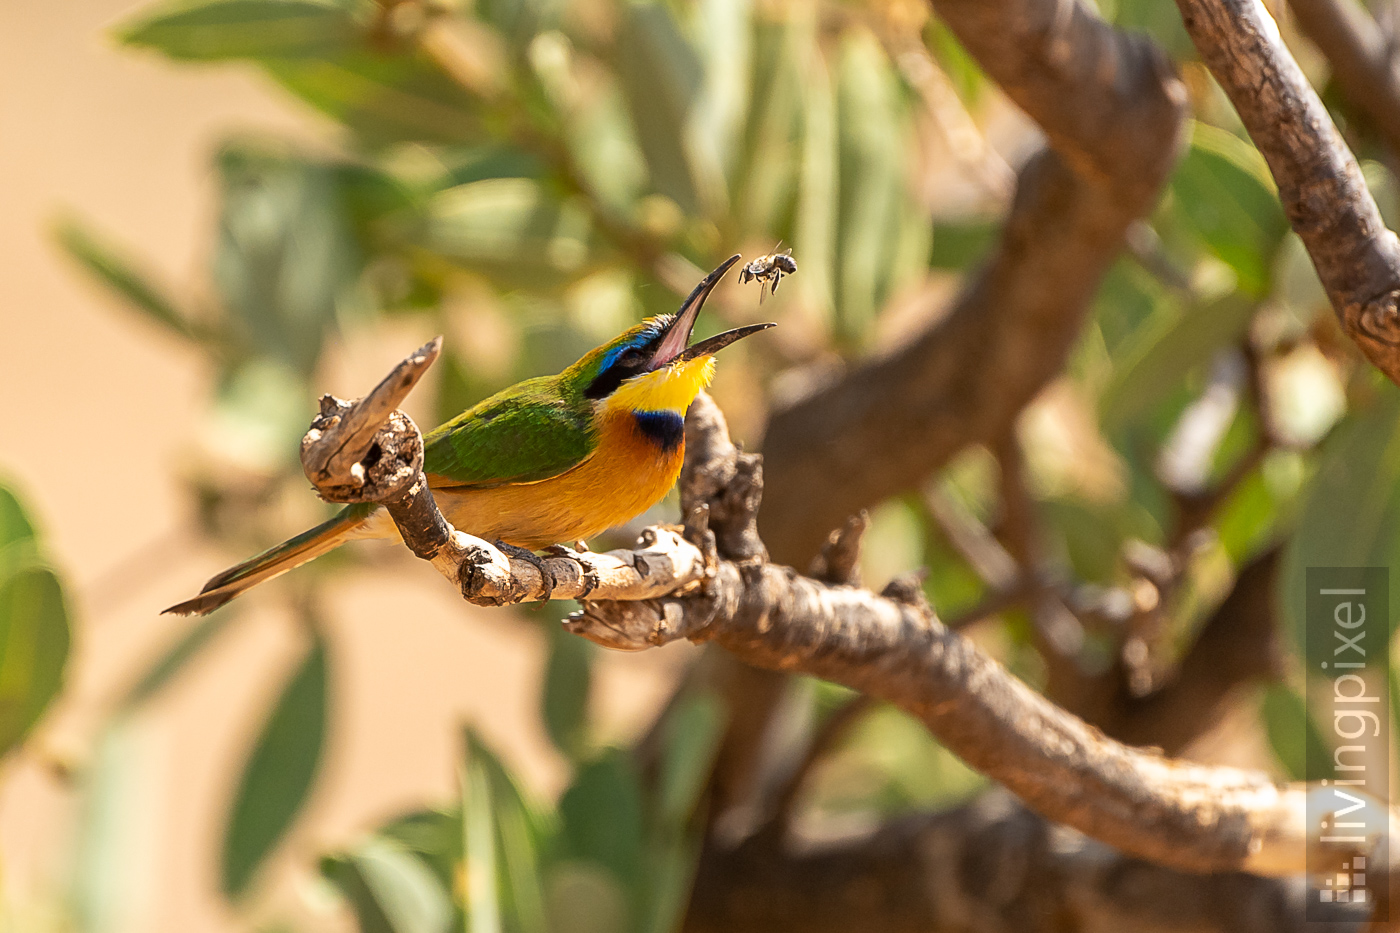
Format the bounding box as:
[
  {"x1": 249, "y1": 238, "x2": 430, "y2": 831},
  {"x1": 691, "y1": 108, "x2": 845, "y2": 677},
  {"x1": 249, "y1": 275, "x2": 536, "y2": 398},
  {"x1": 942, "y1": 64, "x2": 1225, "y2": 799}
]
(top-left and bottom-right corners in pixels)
[{"x1": 0, "y1": 0, "x2": 1395, "y2": 930}]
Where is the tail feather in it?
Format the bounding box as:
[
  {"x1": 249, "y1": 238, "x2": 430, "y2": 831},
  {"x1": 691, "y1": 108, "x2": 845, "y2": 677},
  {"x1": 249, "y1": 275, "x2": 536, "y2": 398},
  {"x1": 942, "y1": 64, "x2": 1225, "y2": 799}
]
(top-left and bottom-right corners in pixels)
[{"x1": 163, "y1": 504, "x2": 373, "y2": 616}]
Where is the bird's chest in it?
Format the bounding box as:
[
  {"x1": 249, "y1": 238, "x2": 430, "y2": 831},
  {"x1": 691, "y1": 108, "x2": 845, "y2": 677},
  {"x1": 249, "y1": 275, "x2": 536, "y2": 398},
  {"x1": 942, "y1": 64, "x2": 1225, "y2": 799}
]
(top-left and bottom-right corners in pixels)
[
  {"x1": 431, "y1": 407, "x2": 686, "y2": 547},
  {"x1": 557, "y1": 408, "x2": 686, "y2": 522}
]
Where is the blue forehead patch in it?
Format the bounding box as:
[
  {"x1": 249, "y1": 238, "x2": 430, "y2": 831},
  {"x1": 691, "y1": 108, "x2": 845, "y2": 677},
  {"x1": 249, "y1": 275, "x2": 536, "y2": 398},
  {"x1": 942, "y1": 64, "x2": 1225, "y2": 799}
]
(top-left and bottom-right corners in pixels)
[{"x1": 598, "y1": 316, "x2": 671, "y2": 372}]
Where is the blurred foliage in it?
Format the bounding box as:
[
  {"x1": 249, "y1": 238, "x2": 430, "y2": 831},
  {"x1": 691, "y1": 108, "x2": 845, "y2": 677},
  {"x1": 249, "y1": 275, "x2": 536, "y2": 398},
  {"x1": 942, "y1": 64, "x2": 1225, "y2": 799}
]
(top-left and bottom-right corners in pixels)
[
  {"x1": 0, "y1": 481, "x2": 71, "y2": 760},
  {"x1": 23, "y1": 0, "x2": 1400, "y2": 928}
]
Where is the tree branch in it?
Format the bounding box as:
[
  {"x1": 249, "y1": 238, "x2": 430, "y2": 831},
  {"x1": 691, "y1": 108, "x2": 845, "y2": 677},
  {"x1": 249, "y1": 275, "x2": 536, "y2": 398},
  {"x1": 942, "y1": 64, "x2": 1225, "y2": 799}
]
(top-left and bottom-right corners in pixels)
[
  {"x1": 1175, "y1": 0, "x2": 1400, "y2": 382},
  {"x1": 758, "y1": 0, "x2": 1189, "y2": 565},
  {"x1": 295, "y1": 337, "x2": 1394, "y2": 888},
  {"x1": 1288, "y1": 0, "x2": 1400, "y2": 161},
  {"x1": 686, "y1": 793, "x2": 1350, "y2": 933},
  {"x1": 1105, "y1": 548, "x2": 1285, "y2": 754}
]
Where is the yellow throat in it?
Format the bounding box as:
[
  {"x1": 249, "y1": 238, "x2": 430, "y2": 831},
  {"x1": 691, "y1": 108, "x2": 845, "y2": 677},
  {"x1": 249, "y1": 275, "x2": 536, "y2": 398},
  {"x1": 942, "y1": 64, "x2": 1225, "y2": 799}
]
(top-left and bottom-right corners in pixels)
[{"x1": 603, "y1": 355, "x2": 716, "y2": 415}]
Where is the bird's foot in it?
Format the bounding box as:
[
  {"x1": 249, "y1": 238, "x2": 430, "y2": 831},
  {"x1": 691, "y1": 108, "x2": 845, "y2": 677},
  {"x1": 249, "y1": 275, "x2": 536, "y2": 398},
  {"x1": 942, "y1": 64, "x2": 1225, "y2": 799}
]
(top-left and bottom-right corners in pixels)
[
  {"x1": 546, "y1": 544, "x2": 600, "y2": 598},
  {"x1": 494, "y1": 541, "x2": 556, "y2": 601}
]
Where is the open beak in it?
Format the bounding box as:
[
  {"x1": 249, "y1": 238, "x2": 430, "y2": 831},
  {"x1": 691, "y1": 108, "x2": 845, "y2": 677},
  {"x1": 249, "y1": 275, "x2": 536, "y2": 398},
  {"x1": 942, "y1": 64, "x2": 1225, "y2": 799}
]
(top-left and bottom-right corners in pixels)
[{"x1": 650, "y1": 254, "x2": 776, "y2": 368}]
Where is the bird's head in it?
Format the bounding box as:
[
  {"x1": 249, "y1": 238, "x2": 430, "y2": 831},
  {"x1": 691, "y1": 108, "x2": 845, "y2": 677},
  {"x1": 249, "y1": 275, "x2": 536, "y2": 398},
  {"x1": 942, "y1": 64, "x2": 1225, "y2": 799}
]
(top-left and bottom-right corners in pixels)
[{"x1": 568, "y1": 254, "x2": 773, "y2": 416}]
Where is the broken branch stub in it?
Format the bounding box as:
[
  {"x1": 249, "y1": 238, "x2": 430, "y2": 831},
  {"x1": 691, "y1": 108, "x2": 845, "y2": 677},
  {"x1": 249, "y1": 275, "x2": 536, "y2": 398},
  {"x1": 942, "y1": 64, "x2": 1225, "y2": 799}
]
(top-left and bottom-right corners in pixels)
[
  {"x1": 300, "y1": 335, "x2": 441, "y2": 494},
  {"x1": 301, "y1": 399, "x2": 424, "y2": 503}
]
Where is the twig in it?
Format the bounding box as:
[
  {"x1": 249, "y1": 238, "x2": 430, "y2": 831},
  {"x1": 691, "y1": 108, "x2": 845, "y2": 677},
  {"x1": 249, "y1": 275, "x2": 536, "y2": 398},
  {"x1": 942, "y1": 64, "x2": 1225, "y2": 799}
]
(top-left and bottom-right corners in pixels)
[
  {"x1": 805, "y1": 512, "x2": 870, "y2": 588},
  {"x1": 765, "y1": 694, "x2": 877, "y2": 836},
  {"x1": 943, "y1": 578, "x2": 1034, "y2": 629},
  {"x1": 923, "y1": 485, "x2": 1018, "y2": 591},
  {"x1": 992, "y1": 433, "x2": 1086, "y2": 697},
  {"x1": 1175, "y1": 0, "x2": 1400, "y2": 382}
]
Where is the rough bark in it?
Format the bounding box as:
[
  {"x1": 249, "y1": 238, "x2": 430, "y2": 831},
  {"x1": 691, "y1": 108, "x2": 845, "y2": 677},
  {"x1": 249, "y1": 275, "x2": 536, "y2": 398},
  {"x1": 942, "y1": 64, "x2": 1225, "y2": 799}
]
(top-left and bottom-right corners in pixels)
[{"x1": 1176, "y1": 0, "x2": 1400, "y2": 382}]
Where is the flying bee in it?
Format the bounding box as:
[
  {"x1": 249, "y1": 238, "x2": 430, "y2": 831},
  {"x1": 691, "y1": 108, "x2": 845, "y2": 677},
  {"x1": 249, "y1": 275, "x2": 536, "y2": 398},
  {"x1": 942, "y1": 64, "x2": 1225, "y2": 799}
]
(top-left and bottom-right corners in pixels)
[{"x1": 739, "y1": 248, "x2": 797, "y2": 303}]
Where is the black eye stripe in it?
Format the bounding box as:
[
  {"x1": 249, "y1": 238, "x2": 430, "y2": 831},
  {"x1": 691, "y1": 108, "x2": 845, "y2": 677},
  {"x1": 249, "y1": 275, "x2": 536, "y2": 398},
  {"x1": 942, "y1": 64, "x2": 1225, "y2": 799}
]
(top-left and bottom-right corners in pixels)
[{"x1": 585, "y1": 353, "x2": 648, "y2": 399}]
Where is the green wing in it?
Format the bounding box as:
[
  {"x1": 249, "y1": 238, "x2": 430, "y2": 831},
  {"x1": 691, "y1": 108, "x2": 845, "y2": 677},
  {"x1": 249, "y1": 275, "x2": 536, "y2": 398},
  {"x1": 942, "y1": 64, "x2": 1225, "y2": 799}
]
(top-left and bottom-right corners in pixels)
[{"x1": 422, "y1": 376, "x2": 597, "y2": 488}]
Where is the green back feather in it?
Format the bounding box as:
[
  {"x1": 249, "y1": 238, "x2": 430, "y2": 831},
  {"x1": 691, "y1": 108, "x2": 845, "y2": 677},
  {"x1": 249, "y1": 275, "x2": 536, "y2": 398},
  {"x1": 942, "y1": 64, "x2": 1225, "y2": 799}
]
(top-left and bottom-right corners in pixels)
[
  {"x1": 422, "y1": 374, "x2": 597, "y2": 486},
  {"x1": 422, "y1": 318, "x2": 673, "y2": 488}
]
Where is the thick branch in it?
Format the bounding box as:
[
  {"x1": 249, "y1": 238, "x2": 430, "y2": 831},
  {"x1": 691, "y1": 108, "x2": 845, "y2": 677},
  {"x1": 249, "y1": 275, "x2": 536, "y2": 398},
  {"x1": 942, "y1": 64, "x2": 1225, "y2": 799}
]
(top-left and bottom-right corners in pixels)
[
  {"x1": 1176, "y1": 0, "x2": 1400, "y2": 381},
  {"x1": 759, "y1": 0, "x2": 1188, "y2": 565},
  {"x1": 568, "y1": 555, "x2": 1393, "y2": 878},
  {"x1": 686, "y1": 794, "x2": 1342, "y2": 933},
  {"x1": 1288, "y1": 0, "x2": 1400, "y2": 160}
]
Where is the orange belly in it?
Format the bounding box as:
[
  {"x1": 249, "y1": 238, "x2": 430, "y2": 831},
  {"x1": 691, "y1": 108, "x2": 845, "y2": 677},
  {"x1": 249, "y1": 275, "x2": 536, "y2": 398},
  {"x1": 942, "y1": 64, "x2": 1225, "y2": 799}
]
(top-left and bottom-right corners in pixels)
[{"x1": 362, "y1": 408, "x2": 684, "y2": 549}]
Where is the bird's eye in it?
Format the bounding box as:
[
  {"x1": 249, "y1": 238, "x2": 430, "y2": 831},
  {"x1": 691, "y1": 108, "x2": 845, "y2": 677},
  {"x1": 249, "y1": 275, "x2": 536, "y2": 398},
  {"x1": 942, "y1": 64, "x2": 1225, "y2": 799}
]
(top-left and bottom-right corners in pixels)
[{"x1": 619, "y1": 347, "x2": 646, "y2": 366}]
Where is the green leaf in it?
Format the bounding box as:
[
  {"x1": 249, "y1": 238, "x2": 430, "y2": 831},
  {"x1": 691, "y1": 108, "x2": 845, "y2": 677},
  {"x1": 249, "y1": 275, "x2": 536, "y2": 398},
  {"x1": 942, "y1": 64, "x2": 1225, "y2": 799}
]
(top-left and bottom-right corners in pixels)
[
  {"x1": 377, "y1": 809, "x2": 461, "y2": 894},
  {"x1": 54, "y1": 216, "x2": 201, "y2": 343},
  {"x1": 1390, "y1": 664, "x2": 1400, "y2": 775},
  {"x1": 558, "y1": 749, "x2": 645, "y2": 895},
  {"x1": 1101, "y1": 291, "x2": 1255, "y2": 430},
  {"x1": 643, "y1": 690, "x2": 726, "y2": 933},
  {"x1": 421, "y1": 178, "x2": 594, "y2": 289},
  {"x1": 793, "y1": 23, "x2": 837, "y2": 324},
  {"x1": 0, "y1": 565, "x2": 71, "y2": 756},
  {"x1": 322, "y1": 838, "x2": 454, "y2": 933},
  {"x1": 479, "y1": 0, "x2": 561, "y2": 55},
  {"x1": 542, "y1": 622, "x2": 593, "y2": 760},
  {"x1": 461, "y1": 731, "x2": 549, "y2": 933},
  {"x1": 654, "y1": 690, "x2": 725, "y2": 831},
  {"x1": 564, "y1": 80, "x2": 649, "y2": 213},
  {"x1": 119, "y1": 0, "x2": 361, "y2": 61},
  {"x1": 833, "y1": 29, "x2": 905, "y2": 343},
  {"x1": 71, "y1": 720, "x2": 146, "y2": 933},
  {"x1": 928, "y1": 219, "x2": 997, "y2": 272},
  {"x1": 692, "y1": 0, "x2": 752, "y2": 199},
  {"x1": 461, "y1": 737, "x2": 501, "y2": 933},
  {"x1": 222, "y1": 633, "x2": 329, "y2": 898},
  {"x1": 1260, "y1": 682, "x2": 1332, "y2": 781},
  {"x1": 1170, "y1": 123, "x2": 1287, "y2": 296},
  {"x1": 642, "y1": 831, "x2": 702, "y2": 933},
  {"x1": 208, "y1": 358, "x2": 313, "y2": 473},
  {"x1": 214, "y1": 145, "x2": 362, "y2": 375},
  {"x1": 1213, "y1": 468, "x2": 1281, "y2": 565},
  {"x1": 1280, "y1": 383, "x2": 1400, "y2": 654},
  {"x1": 613, "y1": 2, "x2": 703, "y2": 212},
  {"x1": 265, "y1": 49, "x2": 487, "y2": 146},
  {"x1": 927, "y1": 19, "x2": 985, "y2": 108},
  {"x1": 731, "y1": 19, "x2": 801, "y2": 234},
  {"x1": 1038, "y1": 498, "x2": 1134, "y2": 584},
  {"x1": 119, "y1": 608, "x2": 238, "y2": 710},
  {"x1": 0, "y1": 484, "x2": 35, "y2": 552}
]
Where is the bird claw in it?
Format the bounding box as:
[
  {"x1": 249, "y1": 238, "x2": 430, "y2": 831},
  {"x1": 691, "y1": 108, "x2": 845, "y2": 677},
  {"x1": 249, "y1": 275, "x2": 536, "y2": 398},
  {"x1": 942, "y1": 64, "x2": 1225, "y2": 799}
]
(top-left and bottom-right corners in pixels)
[
  {"x1": 545, "y1": 544, "x2": 601, "y2": 598},
  {"x1": 495, "y1": 541, "x2": 556, "y2": 601}
]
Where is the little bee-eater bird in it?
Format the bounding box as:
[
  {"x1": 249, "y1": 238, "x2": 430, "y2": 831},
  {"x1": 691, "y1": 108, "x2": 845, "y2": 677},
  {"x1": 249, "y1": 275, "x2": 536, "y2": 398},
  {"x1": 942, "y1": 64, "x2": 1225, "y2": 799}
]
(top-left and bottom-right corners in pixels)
[{"x1": 165, "y1": 255, "x2": 771, "y2": 616}]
